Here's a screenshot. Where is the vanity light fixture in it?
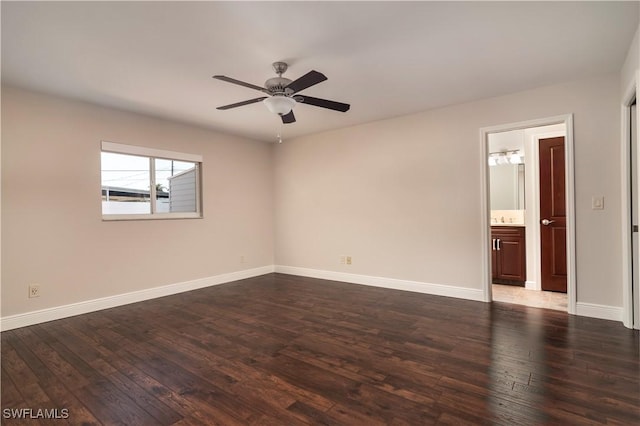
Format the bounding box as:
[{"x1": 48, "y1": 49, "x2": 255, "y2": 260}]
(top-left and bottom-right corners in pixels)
[
  {"x1": 509, "y1": 151, "x2": 522, "y2": 164},
  {"x1": 488, "y1": 150, "x2": 523, "y2": 166}
]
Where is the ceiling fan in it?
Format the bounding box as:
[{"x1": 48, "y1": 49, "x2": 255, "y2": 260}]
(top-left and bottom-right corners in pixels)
[{"x1": 213, "y1": 62, "x2": 350, "y2": 124}]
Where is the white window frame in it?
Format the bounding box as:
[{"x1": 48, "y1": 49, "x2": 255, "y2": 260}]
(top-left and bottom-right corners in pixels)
[{"x1": 101, "y1": 141, "x2": 203, "y2": 221}]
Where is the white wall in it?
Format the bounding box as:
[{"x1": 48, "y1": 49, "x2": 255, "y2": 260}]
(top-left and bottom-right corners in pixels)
[
  {"x1": 488, "y1": 129, "x2": 525, "y2": 153},
  {"x1": 1, "y1": 86, "x2": 274, "y2": 318},
  {"x1": 621, "y1": 26, "x2": 639, "y2": 94},
  {"x1": 275, "y1": 74, "x2": 622, "y2": 309},
  {"x1": 0, "y1": 72, "x2": 629, "y2": 324}
]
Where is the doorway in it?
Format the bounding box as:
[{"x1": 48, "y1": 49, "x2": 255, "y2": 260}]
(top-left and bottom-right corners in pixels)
[
  {"x1": 622, "y1": 78, "x2": 638, "y2": 330},
  {"x1": 628, "y1": 97, "x2": 639, "y2": 329},
  {"x1": 481, "y1": 115, "x2": 576, "y2": 314},
  {"x1": 632, "y1": 100, "x2": 639, "y2": 328}
]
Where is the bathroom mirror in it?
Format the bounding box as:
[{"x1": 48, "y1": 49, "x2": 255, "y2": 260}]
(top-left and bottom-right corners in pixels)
[{"x1": 490, "y1": 163, "x2": 525, "y2": 210}]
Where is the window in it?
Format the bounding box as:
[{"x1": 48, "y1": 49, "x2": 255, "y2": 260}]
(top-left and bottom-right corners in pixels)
[{"x1": 101, "y1": 141, "x2": 202, "y2": 220}]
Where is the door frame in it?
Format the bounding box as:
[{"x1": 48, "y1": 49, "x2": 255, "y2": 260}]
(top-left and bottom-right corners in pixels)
[
  {"x1": 480, "y1": 114, "x2": 576, "y2": 315},
  {"x1": 620, "y1": 72, "x2": 638, "y2": 329}
]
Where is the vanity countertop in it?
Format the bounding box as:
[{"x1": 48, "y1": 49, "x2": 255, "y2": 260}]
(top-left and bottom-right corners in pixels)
[{"x1": 491, "y1": 223, "x2": 525, "y2": 227}]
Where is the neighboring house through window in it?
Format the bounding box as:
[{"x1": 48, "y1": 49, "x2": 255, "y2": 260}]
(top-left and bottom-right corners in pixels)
[{"x1": 101, "y1": 141, "x2": 202, "y2": 220}]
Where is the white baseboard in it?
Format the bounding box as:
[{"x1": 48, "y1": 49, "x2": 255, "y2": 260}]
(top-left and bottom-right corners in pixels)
[
  {"x1": 575, "y1": 302, "x2": 623, "y2": 322},
  {"x1": 3, "y1": 265, "x2": 623, "y2": 331},
  {"x1": 0, "y1": 265, "x2": 275, "y2": 331},
  {"x1": 524, "y1": 280, "x2": 538, "y2": 290},
  {"x1": 274, "y1": 265, "x2": 485, "y2": 302}
]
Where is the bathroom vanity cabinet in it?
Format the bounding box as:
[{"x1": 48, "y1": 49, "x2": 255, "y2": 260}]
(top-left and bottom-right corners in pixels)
[{"x1": 491, "y1": 226, "x2": 526, "y2": 285}]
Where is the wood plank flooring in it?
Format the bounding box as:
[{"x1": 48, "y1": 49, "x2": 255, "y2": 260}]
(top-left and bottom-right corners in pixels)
[{"x1": 2, "y1": 273, "x2": 639, "y2": 425}]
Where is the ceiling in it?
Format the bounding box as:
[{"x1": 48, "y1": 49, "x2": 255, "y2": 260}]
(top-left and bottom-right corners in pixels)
[{"x1": 2, "y1": 1, "x2": 638, "y2": 143}]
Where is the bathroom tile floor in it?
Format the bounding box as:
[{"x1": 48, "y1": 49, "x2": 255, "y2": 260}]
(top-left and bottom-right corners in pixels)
[{"x1": 492, "y1": 284, "x2": 568, "y2": 311}]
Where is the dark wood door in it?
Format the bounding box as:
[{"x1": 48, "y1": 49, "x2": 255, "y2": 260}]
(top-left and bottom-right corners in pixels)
[{"x1": 539, "y1": 137, "x2": 567, "y2": 292}]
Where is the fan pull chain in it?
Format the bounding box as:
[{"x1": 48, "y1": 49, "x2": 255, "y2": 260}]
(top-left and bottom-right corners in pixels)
[{"x1": 277, "y1": 121, "x2": 284, "y2": 144}]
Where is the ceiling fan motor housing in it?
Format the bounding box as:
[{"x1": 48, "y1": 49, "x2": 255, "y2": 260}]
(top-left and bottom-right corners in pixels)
[{"x1": 265, "y1": 77, "x2": 293, "y2": 95}]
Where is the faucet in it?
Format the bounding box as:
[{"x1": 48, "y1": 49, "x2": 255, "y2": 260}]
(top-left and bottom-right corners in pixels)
[{"x1": 500, "y1": 216, "x2": 505, "y2": 223}]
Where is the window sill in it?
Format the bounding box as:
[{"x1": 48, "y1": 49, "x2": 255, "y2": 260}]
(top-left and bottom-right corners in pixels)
[{"x1": 102, "y1": 212, "x2": 203, "y2": 221}]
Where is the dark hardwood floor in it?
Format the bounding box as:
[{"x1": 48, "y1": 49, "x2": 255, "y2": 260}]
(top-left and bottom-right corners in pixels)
[{"x1": 2, "y1": 273, "x2": 639, "y2": 425}]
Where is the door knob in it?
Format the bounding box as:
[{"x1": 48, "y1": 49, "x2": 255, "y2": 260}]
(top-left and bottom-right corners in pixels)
[{"x1": 541, "y1": 219, "x2": 555, "y2": 226}]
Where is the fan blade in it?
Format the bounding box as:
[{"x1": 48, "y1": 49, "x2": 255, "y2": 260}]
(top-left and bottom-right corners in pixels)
[
  {"x1": 217, "y1": 97, "x2": 267, "y2": 110},
  {"x1": 285, "y1": 70, "x2": 327, "y2": 94},
  {"x1": 281, "y1": 110, "x2": 296, "y2": 124},
  {"x1": 213, "y1": 75, "x2": 268, "y2": 93},
  {"x1": 297, "y1": 95, "x2": 350, "y2": 112}
]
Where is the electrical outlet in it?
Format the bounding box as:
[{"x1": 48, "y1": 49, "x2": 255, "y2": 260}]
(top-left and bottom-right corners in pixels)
[
  {"x1": 29, "y1": 284, "x2": 40, "y2": 298},
  {"x1": 346, "y1": 256, "x2": 352, "y2": 265}
]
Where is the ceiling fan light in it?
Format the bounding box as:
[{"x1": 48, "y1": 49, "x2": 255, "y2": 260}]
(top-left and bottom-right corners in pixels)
[{"x1": 263, "y1": 96, "x2": 296, "y2": 115}]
